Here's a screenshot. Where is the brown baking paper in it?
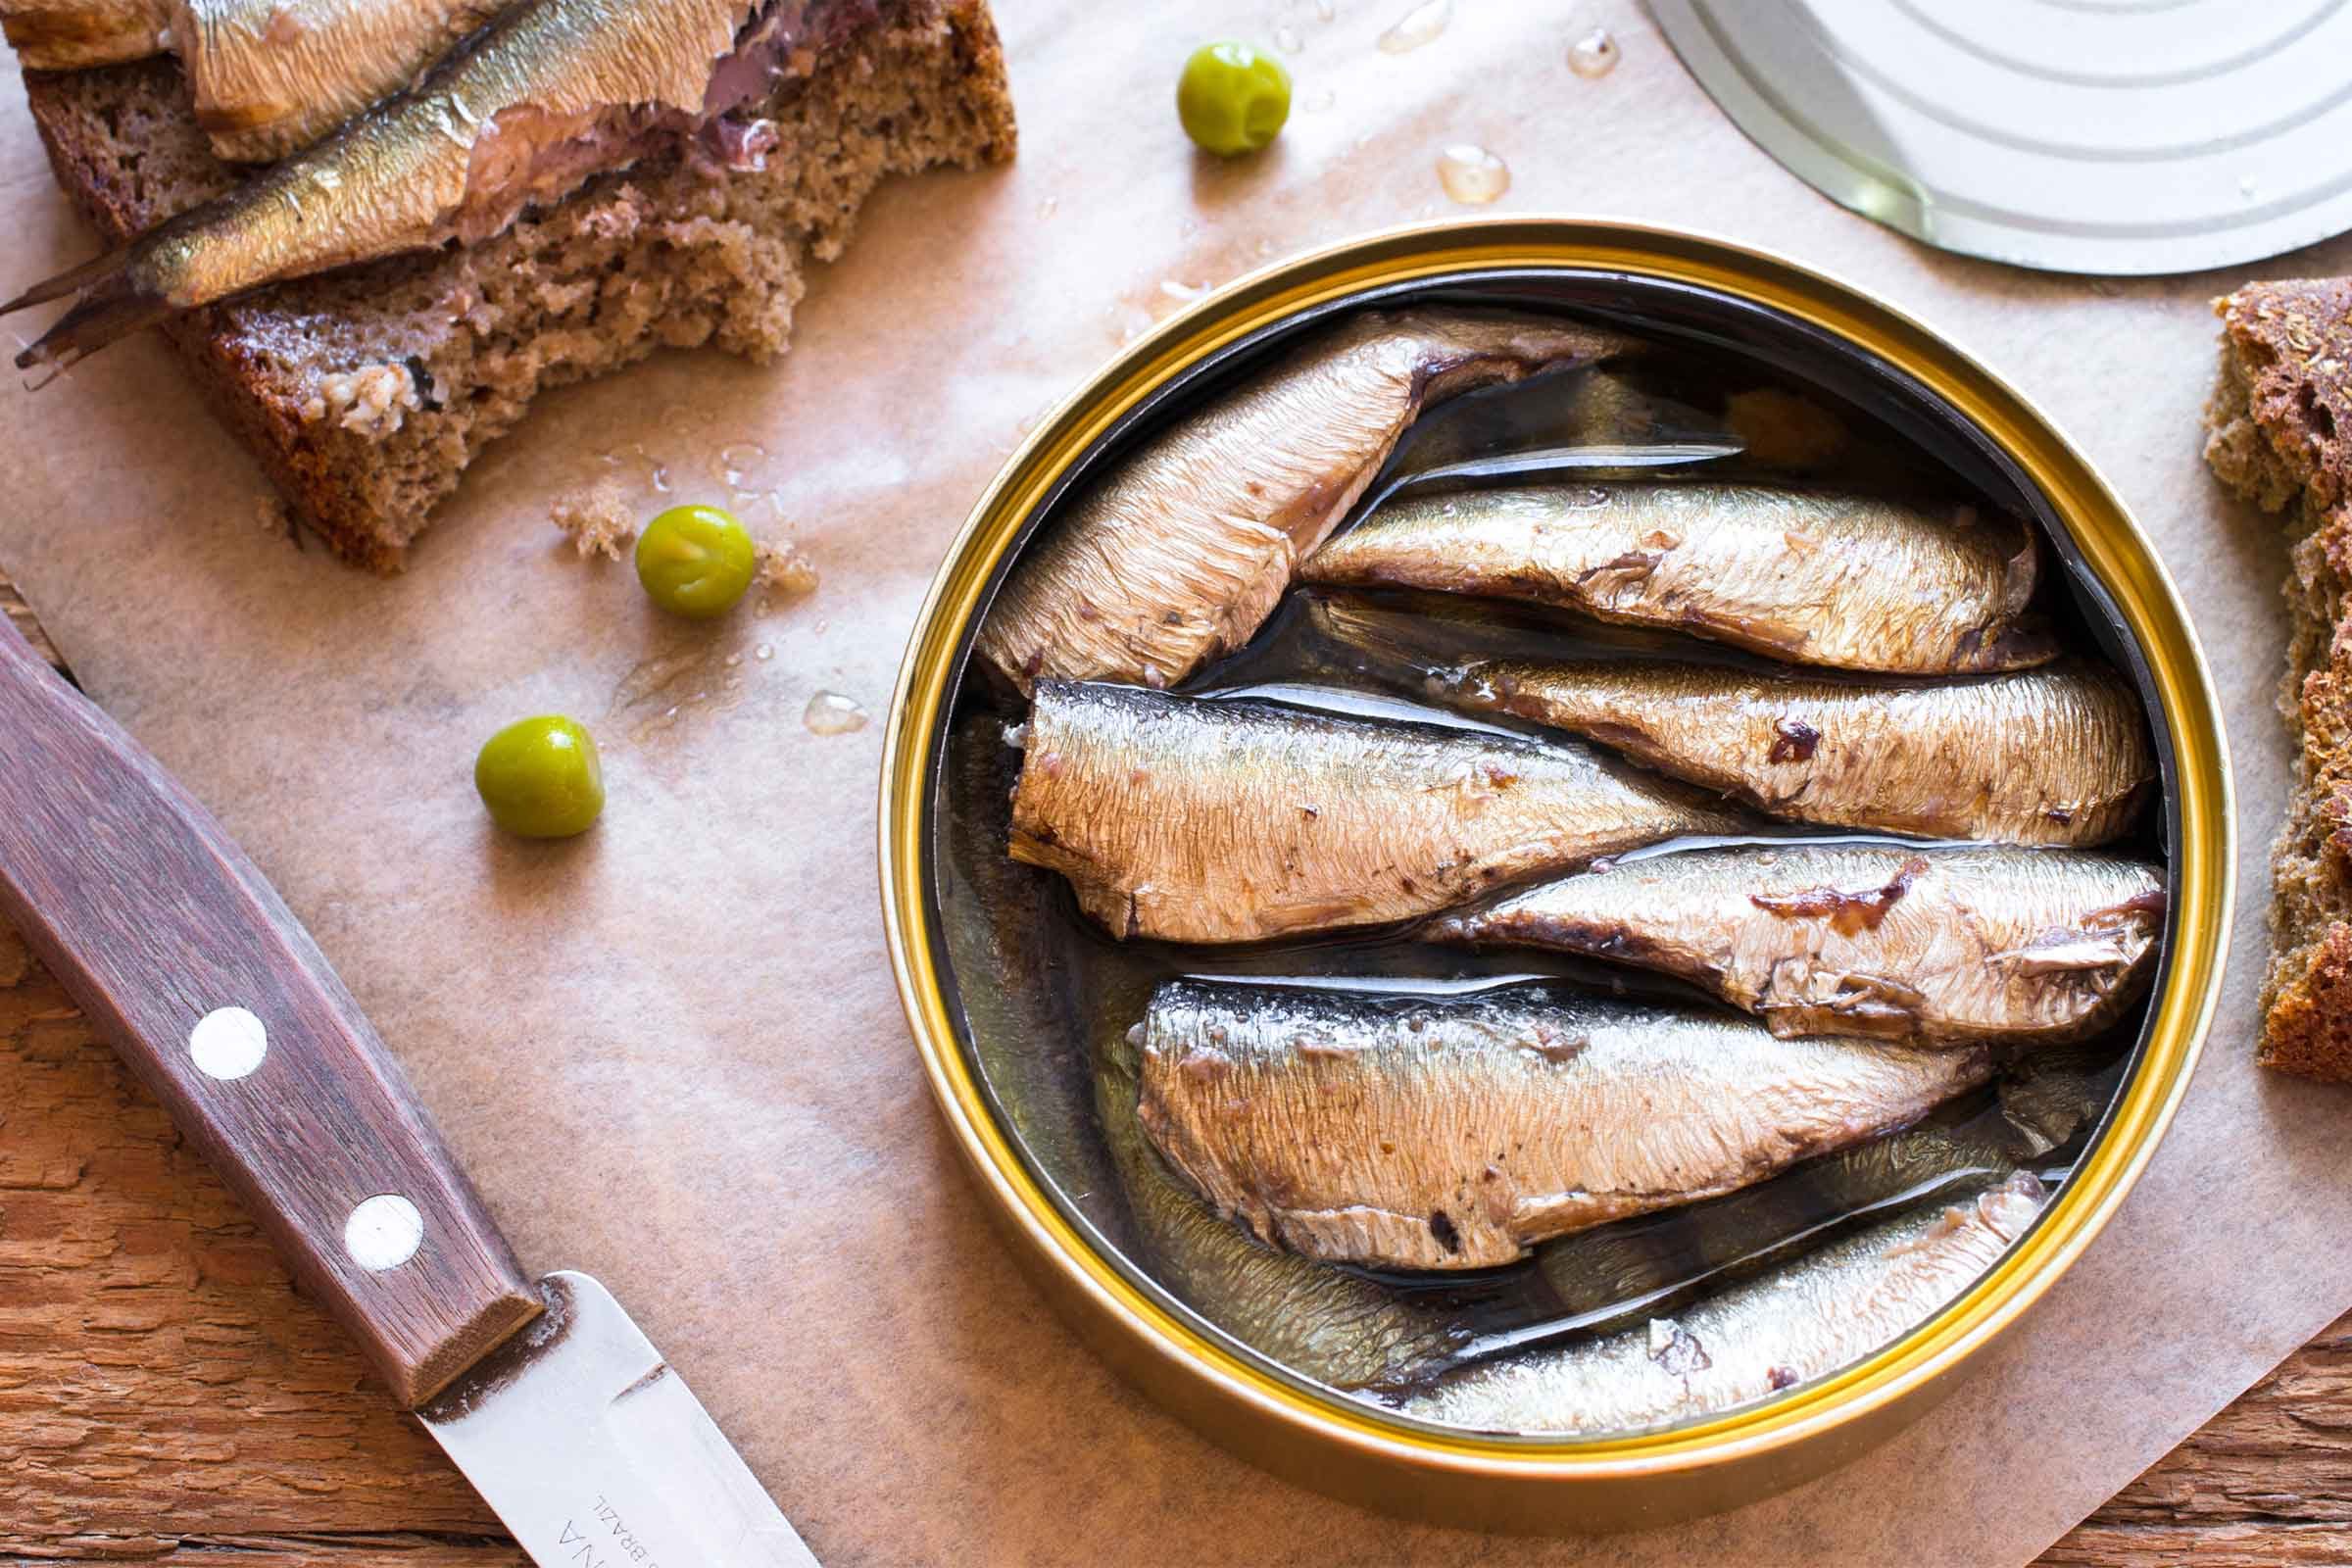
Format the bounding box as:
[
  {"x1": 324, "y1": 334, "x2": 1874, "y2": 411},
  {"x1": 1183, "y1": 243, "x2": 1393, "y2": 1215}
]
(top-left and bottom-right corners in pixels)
[{"x1": 0, "y1": 3, "x2": 2342, "y2": 1562}]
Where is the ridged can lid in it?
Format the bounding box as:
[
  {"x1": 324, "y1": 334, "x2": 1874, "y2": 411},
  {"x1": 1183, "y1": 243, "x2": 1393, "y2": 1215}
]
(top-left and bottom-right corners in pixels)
[{"x1": 1648, "y1": 0, "x2": 2352, "y2": 275}]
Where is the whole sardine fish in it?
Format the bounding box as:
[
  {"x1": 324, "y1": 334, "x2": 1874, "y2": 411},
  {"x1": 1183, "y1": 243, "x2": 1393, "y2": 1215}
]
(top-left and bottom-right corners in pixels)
[
  {"x1": 1314, "y1": 597, "x2": 2156, "y2": 846},
  {"x1": 1134, "y1": 980, "x2": 1994, "y2": 1271},
  {"x1": 974, "y1": 311, "x2": 1636, "y2": 696},
  {"x1": 1008, "y1": 681, "x2": 1746, "y2": 945},
  {"x1": 1395, "y1": 1173, "x2": 2046, "y2": 1432},
  {"x1": 3, "y1": 0, "x2": 509, "y2": 162},
  {"x1": 1431, "y1": 843, "x2": 2166, "y2": 1045},
  {"x1": 1096, "y1": 1038, "x2": 1471, "y2": 1391},
  {"x1": 6, "y1": 0, "x2": 863, "y2": 367},
  {"x1": 1301, "y1": 482, "x2": 2056, "y2": 673}
]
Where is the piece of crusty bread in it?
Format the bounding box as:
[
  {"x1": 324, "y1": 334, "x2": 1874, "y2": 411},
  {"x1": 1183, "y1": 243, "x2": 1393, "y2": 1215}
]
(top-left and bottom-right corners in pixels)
[
  {"x1": 16, "y1": 1, "x2": 1014, "y2": 570},
  {"x1": 2205, "y1": 278, "x2": 2352, "y2": 1080}
]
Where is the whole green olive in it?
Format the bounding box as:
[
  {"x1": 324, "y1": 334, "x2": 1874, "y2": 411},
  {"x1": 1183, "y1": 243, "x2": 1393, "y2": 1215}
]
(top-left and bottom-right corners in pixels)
[
  {"x1": 474, "y1": 715, "x2": 604, "y2": 839},
  {"x1": 635, "y1": 503, "x2": 758, "y2": 619},
  {"x1": 1177, "y1": 41, "x2": 1292, "y2": 157}
]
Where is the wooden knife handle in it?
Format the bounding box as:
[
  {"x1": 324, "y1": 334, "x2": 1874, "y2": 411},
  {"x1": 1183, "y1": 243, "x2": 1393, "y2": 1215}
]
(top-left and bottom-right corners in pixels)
[{"x1": 0, "y1": 614, "x2": 540, "y2": 1406}]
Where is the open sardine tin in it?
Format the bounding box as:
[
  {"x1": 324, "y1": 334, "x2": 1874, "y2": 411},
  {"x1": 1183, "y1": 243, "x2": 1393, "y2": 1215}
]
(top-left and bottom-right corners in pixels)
[{"x1": 879, "y1": 220, "x2": 2231, "y2": 1530}]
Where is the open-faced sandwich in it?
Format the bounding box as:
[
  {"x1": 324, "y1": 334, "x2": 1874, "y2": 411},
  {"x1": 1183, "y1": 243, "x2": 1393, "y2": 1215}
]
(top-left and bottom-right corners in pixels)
[{"x1": 2, "y1": 0, "x2": 1016, "y2": 567}]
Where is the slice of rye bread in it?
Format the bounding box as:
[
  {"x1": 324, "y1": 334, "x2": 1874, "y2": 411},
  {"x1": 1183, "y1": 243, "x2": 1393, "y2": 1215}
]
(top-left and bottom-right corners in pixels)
[
  {"x1": 2206, "y1": 278, "x2": 2352, "y2": 1080},
  {"x1": 16, "y1": 1, "x2": 1014, "y2": 570}
]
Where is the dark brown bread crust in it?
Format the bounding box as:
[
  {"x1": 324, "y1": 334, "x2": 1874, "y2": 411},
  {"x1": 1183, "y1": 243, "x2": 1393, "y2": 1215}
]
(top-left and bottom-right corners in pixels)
[
  {"x1": 17, "y1": 3, "x2": 1015, "y2": 570},
  {"x1": 2206, "y1": 279, "x2": 2352, "y2": 1080}
]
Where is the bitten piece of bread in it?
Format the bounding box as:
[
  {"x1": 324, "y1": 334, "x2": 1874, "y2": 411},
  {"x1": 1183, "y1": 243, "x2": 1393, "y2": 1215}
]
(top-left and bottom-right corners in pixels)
[
  {"x1": 17, "y1": 0, "x2": 1015, "y2": 570},
  {"x1": 2206, "y1": 278, "x2": 2352, "y2": 1080}
]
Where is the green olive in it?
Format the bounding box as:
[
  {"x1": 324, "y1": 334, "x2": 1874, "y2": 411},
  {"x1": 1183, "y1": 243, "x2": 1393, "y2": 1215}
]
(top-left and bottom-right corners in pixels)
[
  {"x1": 474, "y1": 715, "x2": 604, "y2": 839},
  {"x1": 635, "y1": 504, "x2": 758, "y2": 619},
  {"x1": 1177, "y1": 41, "x2": 1292, "y2": 157}
]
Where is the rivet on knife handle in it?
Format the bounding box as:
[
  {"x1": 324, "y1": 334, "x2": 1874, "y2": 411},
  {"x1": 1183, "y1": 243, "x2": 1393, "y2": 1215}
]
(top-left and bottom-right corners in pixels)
[{"x1": 0, "y1": 614, "x2": 542, "y2": 1406}]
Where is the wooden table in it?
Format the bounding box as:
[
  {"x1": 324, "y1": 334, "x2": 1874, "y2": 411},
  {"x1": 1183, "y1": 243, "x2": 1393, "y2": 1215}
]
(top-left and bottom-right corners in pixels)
[{"x1": 0, "y1": 571, "x2": 2340, "y2": 1568}]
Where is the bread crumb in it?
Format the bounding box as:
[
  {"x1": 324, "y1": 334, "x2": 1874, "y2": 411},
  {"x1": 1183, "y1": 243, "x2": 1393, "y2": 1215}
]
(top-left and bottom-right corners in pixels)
[
  {"x1": 255, "y1": 494, "x2": 290, "y2": 534},
  {"x1": 304, "y1": 363, "x2": 423, "y2": 437},
  {"x1": 755, "y1": 539, "x2": 820, "y2": 599},
  {"x1": 551, "y1": 480, "x2": 637, "y2": 561}
]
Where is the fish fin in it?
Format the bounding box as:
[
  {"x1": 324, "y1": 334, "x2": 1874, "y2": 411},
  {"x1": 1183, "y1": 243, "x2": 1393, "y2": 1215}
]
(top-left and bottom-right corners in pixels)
[
  {"x1": 10, "y1": 255, "x2": 172, "y2": 371},
  {"x1": 1772, "y1": 990, "x2": 1921, "y2": 1040},
  {"x1": 1987, "y1": 933, "x2": 2132, "y2": 976},
  {"x1": 1759, "y1": 964, "x2": 1922, "y2": 1039}
]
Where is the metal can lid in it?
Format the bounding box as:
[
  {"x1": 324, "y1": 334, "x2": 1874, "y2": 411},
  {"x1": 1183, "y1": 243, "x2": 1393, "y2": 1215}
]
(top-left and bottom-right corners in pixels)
[{"x1": 1649, "y1": 0, "x2": 2352, "y2": 275}]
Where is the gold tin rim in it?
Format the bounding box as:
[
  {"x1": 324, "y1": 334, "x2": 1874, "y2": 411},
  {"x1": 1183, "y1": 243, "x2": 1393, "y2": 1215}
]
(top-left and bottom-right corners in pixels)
[{"x1": 879, "y1": 218, "x2": 2233, "y2": 1498}]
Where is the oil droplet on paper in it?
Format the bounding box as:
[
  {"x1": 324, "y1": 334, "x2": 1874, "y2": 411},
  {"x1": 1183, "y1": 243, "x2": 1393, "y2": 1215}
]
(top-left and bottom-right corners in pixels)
[
  {"x1": 712, "y1": 441, "x2": 767, "y2": 489},
  {"x1": 1377, "y1": 0, "x2": 1448, "y2": 52},
  {"x1": 1437, "y1": 144, "x2": 1510, "y2": 205},
  {"x1": 1274, "y1": 24, "x2": 1304, "y2": 51},
  {"x1": 1304, "y1": 84, "x2": 1337, "y2": 113},
  {"x1": 1314, "y1": 0, "x2": 1335, "y2": 19},
  {"x1": 1567, "y1": 27, "x2": 1619, "y2": 77},
  {"x1": 1160, "y1": 278, "x2": 1208, "y2": 304},
  {"x1": 756, "y1": 642, "x2": 776, "y2": 662},
  {"x1": 599, "y1": 442, "x2": 670, "y2": 494},
  {"x1": 805, "y1": 690, "x2": 869, "y2": 736}
]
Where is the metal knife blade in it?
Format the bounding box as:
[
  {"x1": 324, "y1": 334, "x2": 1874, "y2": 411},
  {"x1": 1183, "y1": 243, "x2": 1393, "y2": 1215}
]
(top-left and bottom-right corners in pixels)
[{"x1": 423, "y1": 1273, "x2": 820, "y2": 1567}]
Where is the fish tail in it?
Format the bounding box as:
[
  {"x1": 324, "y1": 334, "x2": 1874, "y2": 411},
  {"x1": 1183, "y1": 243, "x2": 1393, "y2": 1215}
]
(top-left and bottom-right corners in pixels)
[
  {"x1": 8, "y1": 252, "x2": 173, "y2": 372},
  {"x1": 1, "y1": 246, "x2": 130, "y2": 318}
]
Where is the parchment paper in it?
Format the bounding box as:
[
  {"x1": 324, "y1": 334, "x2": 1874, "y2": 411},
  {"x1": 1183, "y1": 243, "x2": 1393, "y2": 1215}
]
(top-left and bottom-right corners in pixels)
[{"x1": 1, "y1": 4, "x2": 2342, "y2": 1563}]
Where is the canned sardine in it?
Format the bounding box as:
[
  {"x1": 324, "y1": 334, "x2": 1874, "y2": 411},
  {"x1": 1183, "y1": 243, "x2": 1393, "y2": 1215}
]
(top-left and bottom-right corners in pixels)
[{"x1": 880, "y1": 220, "x2": 2230, "y2": 1530}]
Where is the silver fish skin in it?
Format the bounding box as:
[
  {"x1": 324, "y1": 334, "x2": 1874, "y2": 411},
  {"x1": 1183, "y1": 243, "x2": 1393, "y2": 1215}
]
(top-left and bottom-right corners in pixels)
[
  {"x1": 1301, "y1": 482, "x2": 2056, "y2": 674},
  {"x1": 1135, "y1": 980, "x2": 1995, "y2": 1271},
  {"x1": 1530, "y1": 1054, "x2": 2110, "y2": 1325},
  {"x1": 1096, "y1": 1040, "x2": 1468, "y2": 1392},
  {"x1": 1, "y1": 0, "x2": 167, "y2": 66},
  {"x1": 1356, "y1": 636, "x2": 2155, "y2": 848},
  {"x1": 974, "y1": 310, "x2": 1636, "y2": 696},
  {"x1": 1398, "y1": 1174, "x2": 2046, "y2": 1433},
  {"x1": 1008, "y1": 681, "x2": 1747, "y2": 946},
  {"x1": 5, "y1": 0, "x2": 858, "y2": 366},
  {"x1": 1431, "y1": 843, "x2": 2166, "y2": 1046}
]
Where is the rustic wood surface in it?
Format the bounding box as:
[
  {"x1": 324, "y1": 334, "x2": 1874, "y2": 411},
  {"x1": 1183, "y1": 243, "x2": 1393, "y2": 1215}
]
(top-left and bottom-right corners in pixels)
[{"x1": 0, "y1": 564, "x2": 2341, "y2": 1567}]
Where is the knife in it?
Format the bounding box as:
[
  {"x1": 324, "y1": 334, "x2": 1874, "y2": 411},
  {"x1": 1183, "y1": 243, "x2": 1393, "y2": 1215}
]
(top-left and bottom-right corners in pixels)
[{"x1": 0, "y1": 613, "x2": 820, "y2": 1567}]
